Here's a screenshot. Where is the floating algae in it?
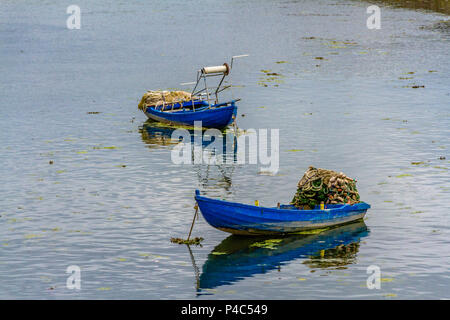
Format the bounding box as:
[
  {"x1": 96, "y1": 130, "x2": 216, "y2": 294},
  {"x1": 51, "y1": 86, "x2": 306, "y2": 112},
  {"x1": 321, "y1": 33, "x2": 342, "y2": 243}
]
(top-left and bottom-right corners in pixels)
[
  {"x1": 291, "y1": 166, "x2": 361, "y2": 209},
  {"x1": 170, "y1": 237, "x2": 204, "y2": 246},
  {"x1": 395, "y1": 174, "x2": 413, "y2": 178},
  {"x1": 211, "y1": 251, "x2": 228, "y2": 255},
  {"x1": 291, "y1": 227, "x2": 329, "y2": 235},
  {"x1": 250, "y1": 239, "x2": 283, "y2": 250},
  {"x1": 258, "y1": 69, "x2": 285, "y2": 87}
]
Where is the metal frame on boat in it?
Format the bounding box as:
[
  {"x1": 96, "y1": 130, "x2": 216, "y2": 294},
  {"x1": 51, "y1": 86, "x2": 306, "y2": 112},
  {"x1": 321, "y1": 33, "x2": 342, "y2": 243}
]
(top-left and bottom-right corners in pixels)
[{"x1": 143, "y1": 55, "x2": 248, "y2": 129}]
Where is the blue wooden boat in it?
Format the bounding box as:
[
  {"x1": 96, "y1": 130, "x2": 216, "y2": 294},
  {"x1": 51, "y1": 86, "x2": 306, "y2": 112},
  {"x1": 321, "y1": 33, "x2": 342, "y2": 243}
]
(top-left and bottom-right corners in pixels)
[
  {"x1": 195, "y1": 190, "x2": 370, "y2": 235},
  {"x1": 141, "y1": 56, "x2": 248, "y2": 129},
  {"x1": 143, "y1": 100, "x2": 238, "y2": 129}
]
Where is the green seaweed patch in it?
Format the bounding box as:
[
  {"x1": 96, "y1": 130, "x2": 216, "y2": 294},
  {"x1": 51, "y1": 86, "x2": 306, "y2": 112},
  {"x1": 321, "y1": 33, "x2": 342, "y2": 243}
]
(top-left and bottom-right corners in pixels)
[
  {"x1": 250, "y1": 239, "x2": 283, "y2": 250},
  {"x1": 395, "y1": 174, "x2": 413, "y2": 178},
  {"x1": 287, "y1": 149, "x2": 305, "y2": 152},
  {"x1": 93, "y1": 146, "x2": 120, "y2": 150},
  {"x1": 211, "y1": 251, "x2": 228, "y2": 255},
  {"x1": 292, "y1": 228, "x2": 329, "y2": 235},
  {"x1": 170, "y1": 237, "x2": 204, "y2": 246},
  {"x1": 24, "y1": 234, "x2": 41, "y2": 239},
  {"x1": 97, "y1": 287, "x2": 112, "y2": 291}
]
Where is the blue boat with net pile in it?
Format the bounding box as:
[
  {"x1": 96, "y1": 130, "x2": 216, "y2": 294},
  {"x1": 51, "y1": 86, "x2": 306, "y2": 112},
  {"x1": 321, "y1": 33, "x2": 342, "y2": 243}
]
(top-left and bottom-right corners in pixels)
[{"x1": 138, "y1": 56, "x2": 247, "y2": 129}]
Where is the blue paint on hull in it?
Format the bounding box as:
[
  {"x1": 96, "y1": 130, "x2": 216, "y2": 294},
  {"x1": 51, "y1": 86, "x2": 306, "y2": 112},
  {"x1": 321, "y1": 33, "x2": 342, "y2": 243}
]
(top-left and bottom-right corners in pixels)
[
  {"x1": 195, "y1": 190, "x2": 370, "y2": 235},
  {"x1": 144, "y1": 100, "x2": 238, "y2": 129}
]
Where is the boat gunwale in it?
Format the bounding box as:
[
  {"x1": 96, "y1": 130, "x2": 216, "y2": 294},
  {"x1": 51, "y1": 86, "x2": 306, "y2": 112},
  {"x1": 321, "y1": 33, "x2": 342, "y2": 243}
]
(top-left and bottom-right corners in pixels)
[
  {"x1": 145, "y1": 100, "x2": 237, "y2": 115},
  {"x1": 195, "y1": 191, "x2": 370, "y2": 216}
]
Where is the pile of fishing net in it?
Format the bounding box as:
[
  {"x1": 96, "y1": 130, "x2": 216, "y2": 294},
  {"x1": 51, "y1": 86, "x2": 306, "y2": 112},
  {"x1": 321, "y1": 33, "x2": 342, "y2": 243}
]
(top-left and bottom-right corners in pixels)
[
  {"x1": 291, "y1": 166, "x2": 360, "y2": 209},
  {"x1": 138, "y1": 90, "x2": 193, "y2": 111}
]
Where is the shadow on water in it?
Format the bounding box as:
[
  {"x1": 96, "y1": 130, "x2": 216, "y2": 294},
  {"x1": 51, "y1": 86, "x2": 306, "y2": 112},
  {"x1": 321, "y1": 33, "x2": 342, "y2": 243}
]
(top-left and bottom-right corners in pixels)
[
  {"x1": 140, "y1": 119, "x2": 237, "y2": 150},
  {"x1": 139, "y1": 121, "x2": 182, "y2": 148},
  {"x1": 192, "y1": 221, "x2": 369, "y2": 292}
]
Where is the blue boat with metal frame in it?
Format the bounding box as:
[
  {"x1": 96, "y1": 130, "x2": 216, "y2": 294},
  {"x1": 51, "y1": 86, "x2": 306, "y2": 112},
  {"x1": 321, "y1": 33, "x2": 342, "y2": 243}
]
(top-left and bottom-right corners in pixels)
[
  {"x1": 195, "y1": 190, "x2": 370, "y2": 235},
  {"x1": 144, "y1": 100, "x2": 238, "y2": 129},
  {"x1": 141, "y1": 55, "x2": 248, "y2": 129}
]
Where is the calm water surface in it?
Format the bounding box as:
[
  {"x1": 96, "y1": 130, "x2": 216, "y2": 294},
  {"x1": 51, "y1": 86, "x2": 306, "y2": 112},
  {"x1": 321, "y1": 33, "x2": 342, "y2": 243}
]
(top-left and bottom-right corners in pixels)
[{"x1": 0, "y1": 0, "x2": 449, "y2": 299}]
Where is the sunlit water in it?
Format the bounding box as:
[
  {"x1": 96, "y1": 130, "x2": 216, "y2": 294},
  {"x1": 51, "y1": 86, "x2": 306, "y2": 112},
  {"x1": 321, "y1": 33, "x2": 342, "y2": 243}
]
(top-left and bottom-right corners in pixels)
[{"x1": 0, "y1": 0, "x2": 449, "y2": 299}]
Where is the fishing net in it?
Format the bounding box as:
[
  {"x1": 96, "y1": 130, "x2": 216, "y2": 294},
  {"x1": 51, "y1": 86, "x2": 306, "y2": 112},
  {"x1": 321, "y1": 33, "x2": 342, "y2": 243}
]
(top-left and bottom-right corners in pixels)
[
  {"x1": 138, "y1": 90, "x2": 194, "y2": 111},
  {"x1": 291, "y1": 166, "x2": 360, "y2": 209}
]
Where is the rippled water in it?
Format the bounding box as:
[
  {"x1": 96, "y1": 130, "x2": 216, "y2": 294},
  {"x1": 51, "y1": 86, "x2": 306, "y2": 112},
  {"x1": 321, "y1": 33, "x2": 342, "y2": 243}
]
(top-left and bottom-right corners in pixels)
[{"x1": 0, "y1": 0, "x2": 449, "y2": 299}]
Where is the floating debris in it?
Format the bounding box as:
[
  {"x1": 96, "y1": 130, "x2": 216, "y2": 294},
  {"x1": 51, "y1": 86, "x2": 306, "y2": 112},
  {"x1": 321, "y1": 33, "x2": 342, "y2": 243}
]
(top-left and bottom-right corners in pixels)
[
  {"x1": 87, "y1": 112, "x2": 101, "y2": 114},
  {"x1": 258, "y1": 69, "x2": 284, "y2": 87},
  {"x1": 170, "y1": 237, "x2": 204, "y2": 245},
  {"x1": 211, "y1": 251, "x2": 228, "y2": 255},
  {"x1": 292, "y1": 228, "x2": 329, "y2": 235},
  {"x1": 395, "y1": 174, "x2": 413, "y2": 178},
  {"x1": 250, "y1": 239, "x2": 282, "y2": 250}
]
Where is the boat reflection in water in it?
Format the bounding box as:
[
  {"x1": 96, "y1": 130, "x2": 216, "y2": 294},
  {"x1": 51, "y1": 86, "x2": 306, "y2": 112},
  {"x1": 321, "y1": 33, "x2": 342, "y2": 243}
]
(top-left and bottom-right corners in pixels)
[
  {"x1": 140, "y1": 120, "x2": 237, "y2": 192},
  {"x1": 139, "y1": 120, "x2": 195, "y2": 149},
  {"x1": 198, "y1": 221, "x2": 369, "y2": 290}
]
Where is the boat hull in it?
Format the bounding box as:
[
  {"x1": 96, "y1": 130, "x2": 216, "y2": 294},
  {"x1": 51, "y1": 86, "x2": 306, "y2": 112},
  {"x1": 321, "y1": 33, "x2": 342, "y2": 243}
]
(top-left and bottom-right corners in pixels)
[
  {"x1": 144, "y1": 102, "x2": 237, "y2": 129},
  {"x1": 195, "y1": 190, "x2": 370, "y2": 235}
]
